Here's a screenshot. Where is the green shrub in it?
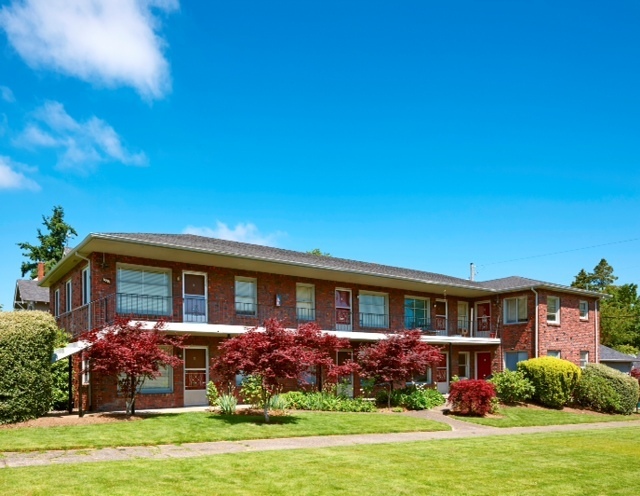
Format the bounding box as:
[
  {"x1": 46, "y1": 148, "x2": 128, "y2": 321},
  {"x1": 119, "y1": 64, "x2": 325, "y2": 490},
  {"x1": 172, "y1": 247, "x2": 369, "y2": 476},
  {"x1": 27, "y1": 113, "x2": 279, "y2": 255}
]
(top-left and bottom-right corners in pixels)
[
  {"x1": 269, "y1": 394, "x2": 287, "y2": 411},
  {"x1": 280, "y1": 391, "x2": 377, "y2": 412},
  {"x1": 217, "y1": 394, "x2": 238, "y2": 415},
  {"x1": 376, "y1": 385, "x2": 445, "y2": 410},
  {"x1": 206, "y1": 381, "x2": 219, "y2": 407},
  {"x1": 0, "y1": 312, "x2": 58, "y2": 424},
  {"x1": 517, "y1": 357, "x2": 581, "y2": 409},
  {"x1": 239, "y1": 374, "x2": 264, "y2": 407},
  {"x1": 574, "y1": 363, "x2": 639, "y2": 415},
  {"x1": 490, "y1": 370, "x2": 535, "y2": 404}
]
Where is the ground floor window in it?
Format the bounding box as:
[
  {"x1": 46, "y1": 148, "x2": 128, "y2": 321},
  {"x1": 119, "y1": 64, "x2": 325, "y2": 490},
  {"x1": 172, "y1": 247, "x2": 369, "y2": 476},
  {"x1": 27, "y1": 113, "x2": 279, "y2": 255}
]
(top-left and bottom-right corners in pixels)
[
  {"x1": 140, "y1": 365, "x2": 173, "y2": 394},
  {"x1": 547, "y1": 350, "x2": 561, "y2": 359},
  {"x1": 580, "y1": 351, "x2": 589, "y2": 368},
  {"x1": 505, "y1": 351, "x2": 528, "y2": 371},
  {"x1": 458, "y1": 352, "x2": 470, "y2": 379}
]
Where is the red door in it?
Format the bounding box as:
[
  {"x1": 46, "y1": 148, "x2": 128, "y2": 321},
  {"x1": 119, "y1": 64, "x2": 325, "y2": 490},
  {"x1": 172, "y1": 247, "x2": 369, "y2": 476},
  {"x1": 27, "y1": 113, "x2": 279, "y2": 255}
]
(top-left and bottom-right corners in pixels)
[{"x1": 476, "y1": 352, "x2": 492, "y2": 380}]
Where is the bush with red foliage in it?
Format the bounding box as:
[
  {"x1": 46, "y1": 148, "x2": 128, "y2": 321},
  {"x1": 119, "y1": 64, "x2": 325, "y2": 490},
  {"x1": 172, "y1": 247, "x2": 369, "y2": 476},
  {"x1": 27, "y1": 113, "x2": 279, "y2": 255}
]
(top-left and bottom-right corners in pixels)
[
  {"x1": 448, "y1": 379, "x2": 496, "y2": 416},
  {"x1": 631, "y1": 368, "x2": 640, "y2": 382}
]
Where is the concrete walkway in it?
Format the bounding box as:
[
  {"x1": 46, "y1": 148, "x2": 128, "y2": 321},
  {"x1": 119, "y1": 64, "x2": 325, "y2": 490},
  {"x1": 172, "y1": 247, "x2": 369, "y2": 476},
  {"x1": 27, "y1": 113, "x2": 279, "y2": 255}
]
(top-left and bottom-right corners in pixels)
[{"x1": 2, "y1": 408, "x2": 639, "y2": 469}]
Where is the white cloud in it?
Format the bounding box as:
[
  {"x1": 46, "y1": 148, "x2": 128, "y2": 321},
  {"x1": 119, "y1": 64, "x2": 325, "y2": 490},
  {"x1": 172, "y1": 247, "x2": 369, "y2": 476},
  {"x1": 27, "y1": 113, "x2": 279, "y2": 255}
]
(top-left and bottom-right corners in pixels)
[
  {"x1": 0, "y1": 156, "x2": 40, "y2": 191},
  {"x1": 0, "y1": 0, "x2": 178, "y2": 100},
  {"x1": 0, "y1": 85, "x2": 15, "y2": 103},
  {"x1": 14, "y1": 101, "x2": 147, "y2": 172},
  {"x1": 183, "y1": 222, "x2": 286, "y2": 247}
]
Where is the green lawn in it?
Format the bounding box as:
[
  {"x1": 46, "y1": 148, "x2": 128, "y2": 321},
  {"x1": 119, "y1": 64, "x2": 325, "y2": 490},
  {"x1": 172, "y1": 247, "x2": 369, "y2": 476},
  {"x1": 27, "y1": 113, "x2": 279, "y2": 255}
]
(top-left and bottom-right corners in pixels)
[
  {"x1": 0, "y1": 411, "x2": 448, "y2": 452},
  {"x1": 2, "y1": 427, "x2": 639, "y2": 495},
  {"x1": 452, "y1": 405, "x2": 640, "y2": 428}
]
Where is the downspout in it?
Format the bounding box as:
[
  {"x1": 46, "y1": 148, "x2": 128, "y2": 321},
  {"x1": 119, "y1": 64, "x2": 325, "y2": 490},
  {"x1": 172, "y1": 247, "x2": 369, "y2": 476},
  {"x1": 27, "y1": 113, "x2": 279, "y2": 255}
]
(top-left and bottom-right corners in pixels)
[
  {"x1": 531, "y1": 288, "x2": 539, "y2": 358},
  {"x1": 74, "y1": 252, "x2": 91, "y2": 411},
  {"x1": 595, "y1": 299, "x2": 599, "y2": 363}
]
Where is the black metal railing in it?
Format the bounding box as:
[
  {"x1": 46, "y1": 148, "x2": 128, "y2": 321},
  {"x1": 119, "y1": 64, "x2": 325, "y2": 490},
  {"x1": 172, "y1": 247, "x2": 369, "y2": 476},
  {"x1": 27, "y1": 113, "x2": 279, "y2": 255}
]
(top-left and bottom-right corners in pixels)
[{"x1": 55, "y1": 292, "x2": 498, "y2": 339}]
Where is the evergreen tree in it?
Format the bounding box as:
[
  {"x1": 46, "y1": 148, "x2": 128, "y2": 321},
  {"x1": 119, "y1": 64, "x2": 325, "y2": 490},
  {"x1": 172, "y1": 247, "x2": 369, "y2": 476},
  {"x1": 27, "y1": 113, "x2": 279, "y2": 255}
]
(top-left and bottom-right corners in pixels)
[{"x1": 17, "y1": 206, "x2": 78, "y2": 278}]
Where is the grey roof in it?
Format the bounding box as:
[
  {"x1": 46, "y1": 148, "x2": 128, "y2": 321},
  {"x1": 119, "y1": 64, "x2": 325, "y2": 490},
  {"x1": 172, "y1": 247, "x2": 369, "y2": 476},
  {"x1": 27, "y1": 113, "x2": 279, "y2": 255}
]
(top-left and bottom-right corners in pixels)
[
  {"x1": 599, "y1": 345, "x2": 637, "y2": 363},
  {"x1": 16, "y1": 279, "x2": 50, "y2": 303},
  {"x1": 481, "y1": 276, "x2": 545, "y2": 291}
]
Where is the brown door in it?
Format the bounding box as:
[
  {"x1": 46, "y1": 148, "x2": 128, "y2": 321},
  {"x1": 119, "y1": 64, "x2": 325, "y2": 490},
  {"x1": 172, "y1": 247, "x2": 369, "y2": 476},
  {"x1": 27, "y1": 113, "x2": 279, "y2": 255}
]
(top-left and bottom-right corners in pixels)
[
  {"x1": 184, "y1": 348, "x2": 208, "y2": 406},
  {"x1": 477, "y1": 352, "x2": 492, "y2": 380}
]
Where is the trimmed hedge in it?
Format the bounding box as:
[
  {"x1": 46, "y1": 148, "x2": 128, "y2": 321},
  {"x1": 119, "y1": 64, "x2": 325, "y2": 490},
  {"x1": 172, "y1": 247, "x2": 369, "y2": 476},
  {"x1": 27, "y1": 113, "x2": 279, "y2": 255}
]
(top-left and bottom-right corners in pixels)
[
  {"x1": 517, "y1": 357, "x2": 581, "y2": 409},
  {"x1": 0, "y1": 311, "x2": 57, "y2": 424},
  {"x1": 448, "y1": 379, "x2": 496, "y2": 416},
  {"x1": 574, "y1": 363, "x2": 639, "y2": 415}
]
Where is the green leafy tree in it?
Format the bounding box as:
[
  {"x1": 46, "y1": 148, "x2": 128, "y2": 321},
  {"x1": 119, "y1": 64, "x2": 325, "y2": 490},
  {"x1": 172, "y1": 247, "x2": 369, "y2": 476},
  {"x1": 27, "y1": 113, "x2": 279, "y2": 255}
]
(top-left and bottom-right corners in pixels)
[
  {"x1": 17, "y1": 206, "x2": 77, "y2": 278},
  {"x1": 612, "y1": 344, "x2": 639, "y2": 357},
  {"x1": 307, "y1": 248, "x2": 331, "y2": 257},
  {"x1": 572, "y1": 261, "x2": 640, "y2": 349}
]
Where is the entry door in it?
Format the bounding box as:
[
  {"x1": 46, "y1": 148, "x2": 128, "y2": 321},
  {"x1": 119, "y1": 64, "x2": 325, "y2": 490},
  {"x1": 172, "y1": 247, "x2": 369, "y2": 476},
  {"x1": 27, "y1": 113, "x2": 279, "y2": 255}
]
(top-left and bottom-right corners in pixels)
[
  {"x1": 336, "y1": 350, "x2": 354, "y2": 397},
  {"x1": 435, "y1": 299, "x2": 448, "y2": 335},
  {"x1": 436, "y1": 352, "x2": 449, "y2": 394},
  {"x1": 184, "y1": 347, "x2": 208, "y2": 406},
  {"x1": 183, "y1": 273, "x2": 207, "y2": 323},
  {"x1": 457, "y1": 302, "x2": 469, "y2": 335},
  {"x1": 335, "y1": 289, "x2": 352, "y2": 331},
  {"x1": 476, "y1": 352, "x2": 492, "y2": 380},
  {"x1": 475, "y1": 302, "x2": 491, "y2": 337}
]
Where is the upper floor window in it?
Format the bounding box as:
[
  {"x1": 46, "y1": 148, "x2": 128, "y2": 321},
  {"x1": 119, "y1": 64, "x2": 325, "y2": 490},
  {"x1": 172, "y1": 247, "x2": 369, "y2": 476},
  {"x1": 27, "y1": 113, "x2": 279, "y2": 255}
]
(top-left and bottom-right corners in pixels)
[
  {"x1": 54, "y1": 289, "x2": 60, "y2": 317},
  {"x1": 547, "y1": 296, "x2": 560, "y2": 324},
  {"x1": 405, "y1": 297, "x2": 430, "y2": 330},
  {"x1": 359, "y1": 291, "x2": 388, "y2": 328},
  {"x1": 235, "y1": 277, "x2": 257, "y2": 316},
  {"x1": 504, "y1": 296, "x2": 527, "y2": 324},
  {"x1": 65, "y1": 279, "x2": 72, "y2": 313},
  {"x1": 296, "y1": 283, "x2": 315, "y2": 321},
  {"x1": 579, "y1": 300, "x2": 589, "y2": 320},
  {"x1": 81, "y1": 266, "x2": 91, "y2": 306},
  {"x1": 117, "y1": 265, "x2": 171, "y2": 316}
]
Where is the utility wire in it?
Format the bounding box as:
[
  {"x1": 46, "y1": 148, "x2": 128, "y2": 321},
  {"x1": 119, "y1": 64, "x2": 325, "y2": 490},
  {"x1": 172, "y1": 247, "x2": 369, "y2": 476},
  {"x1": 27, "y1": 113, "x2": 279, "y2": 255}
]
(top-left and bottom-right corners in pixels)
[{"x1": 478, "y1": 237, "x2": 640, "y2": 268}]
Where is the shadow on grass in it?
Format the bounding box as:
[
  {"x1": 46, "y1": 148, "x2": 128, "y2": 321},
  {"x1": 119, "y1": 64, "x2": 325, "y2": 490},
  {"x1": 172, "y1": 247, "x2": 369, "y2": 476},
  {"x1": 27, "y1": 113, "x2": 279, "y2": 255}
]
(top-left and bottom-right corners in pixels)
[{"x1": 208, "y1": 414, "x2": 301, "y2": 426}]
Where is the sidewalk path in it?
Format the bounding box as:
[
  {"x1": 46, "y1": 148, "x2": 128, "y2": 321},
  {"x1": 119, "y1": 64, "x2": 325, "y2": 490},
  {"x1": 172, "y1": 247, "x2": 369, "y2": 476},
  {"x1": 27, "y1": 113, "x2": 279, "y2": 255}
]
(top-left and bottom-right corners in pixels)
[{"x1": 2, "y1": 410, "x2": 639, "y2": 469}]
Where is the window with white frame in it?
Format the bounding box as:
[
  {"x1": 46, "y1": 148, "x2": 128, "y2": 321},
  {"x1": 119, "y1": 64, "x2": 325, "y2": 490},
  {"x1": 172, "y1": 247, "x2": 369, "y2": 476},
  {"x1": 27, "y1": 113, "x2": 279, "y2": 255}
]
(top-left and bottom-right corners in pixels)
[
  {"x1": 235, "y1": 277, "x2": 257, "y2": 316},
  {"x1": 579, "y1": 300, "x2": 589, "y2": 320},
  {"x1": 504, "y1": 296, "x2": 528, "y2": 324},
  {"x1": 359, "y1": 291, "x2": 388, "y2": 328},
  {"x1": 81, "y1": 355, "x2": 90, "y2": 386},
  {"x1": 404, "y1": 297, "x2": 430, "y2": 329},
  {"x1": 458, "y1": 352, "x2": 470, "y2": 379},
  {"x1": 117, "y1": 265, "x2": 171, "y2": 316},
  {"x1": 65, "y1": 279, "x2": 72, "y2": 312},
  {"x1": 580, "y1": 351, "x2": 589, "y2": 368},
  {"x1": 140, "y1": 346, "x2": 173, "y2": 394},
  {"x1": 547, "y1": 296, "x2": 560, "y2": 324},
  {"x1": 81, "y1": 266, "x2": 90, "y2": 306},
  {"x1": 505, "y1": 351, "x2": 528, "y2": 371},
  {"x1": 547, "y1": 350, "x2": 561, "y2": 358},
  {"x1": 54, "y1": 289, "x2": 60, "y2": 317},
  {"x1": 296, "y1": 283, "x2": 315, "y2": 321}
]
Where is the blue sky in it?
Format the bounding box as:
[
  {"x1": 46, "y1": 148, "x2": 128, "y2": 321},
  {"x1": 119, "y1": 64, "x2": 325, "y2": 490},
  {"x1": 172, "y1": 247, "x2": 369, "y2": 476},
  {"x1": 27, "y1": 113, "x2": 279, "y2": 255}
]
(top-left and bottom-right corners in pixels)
[{"x1": 1, "y1": 0, "x2": 639, "y2": 309}]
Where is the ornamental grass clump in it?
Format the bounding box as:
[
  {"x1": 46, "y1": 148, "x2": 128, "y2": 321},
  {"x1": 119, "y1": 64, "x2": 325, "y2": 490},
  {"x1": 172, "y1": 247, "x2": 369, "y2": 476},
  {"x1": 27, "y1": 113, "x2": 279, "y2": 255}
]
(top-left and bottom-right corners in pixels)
[
  {"x1": 448, "y1": 380, "x2": 496, "y2": 416},
  {"x1": 574, "y1": 363, "x2": 639, "y2": 415},
  {"x1": 517, "y1": 357, "x2": 581, "y2": 409}
]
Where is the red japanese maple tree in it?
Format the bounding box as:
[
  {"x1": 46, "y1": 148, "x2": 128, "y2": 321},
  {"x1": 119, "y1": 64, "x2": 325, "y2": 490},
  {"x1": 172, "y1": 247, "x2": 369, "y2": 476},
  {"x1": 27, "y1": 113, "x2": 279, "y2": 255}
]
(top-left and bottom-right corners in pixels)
[
  {"x1": 83, "y1": 318, "x2": 185, "y2": 416},
  {"x1": 212, "y1": 319, "x2": 355, "y2": 422},
  {"x1": 357, "y1": 330, "x2": 443, "y2": 408}
]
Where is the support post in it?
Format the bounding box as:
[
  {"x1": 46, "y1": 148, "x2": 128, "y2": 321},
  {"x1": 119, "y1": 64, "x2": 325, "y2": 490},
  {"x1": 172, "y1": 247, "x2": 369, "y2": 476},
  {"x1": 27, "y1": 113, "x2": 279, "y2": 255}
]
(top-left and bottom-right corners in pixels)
[{"x1": 67, "y1": 355, "x2": 73, "y2": 414}]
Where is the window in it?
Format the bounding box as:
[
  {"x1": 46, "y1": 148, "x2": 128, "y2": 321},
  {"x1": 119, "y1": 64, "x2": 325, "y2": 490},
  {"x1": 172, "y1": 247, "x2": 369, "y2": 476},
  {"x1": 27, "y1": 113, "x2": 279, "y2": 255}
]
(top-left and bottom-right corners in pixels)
[
  {"x1": 65, "y1": 279, "x2": 72, "y2": 312},
  {"x1": 235, "y1": 277, "x2": 257, "y2": 316},
  {"x1": 117, "y1": 265, "x2": 171, "y2": 315},
  {"x1": 296, "y1": 283, "x2": 315, "y2": 321},
  {"x1": 580, "y1": 351, "x2": 589, "y2": 368},
  {"x1": 505, "y1": 351, "x2": 528, "y2": 371},
  {"x1": 54, "y1": 289, "x2": 60, "y2": 317},
  {"x1": 458, "y1": 352, "x2": 470, "y2": 378},
  {"x1": 405, "y1": 297, "x2": 430, "y2": 329},
  {"x1": 547, "y1": 350, "x2": 561, "y2": 358},
  {"x1": 81, "y1": 355, "x2": 90, "y2": 386},
  {"x1": 359, "y1": 291, "x2": 388, "y2": 328},
  {"x1": 547, "y1": 296, "x2": 560, "y2": 324},
  {"x1": 299, "y1": 366, "x2": 317, "y2": 387},
  {"x1": 140, "y1": 347, "x2": 173, "y2": 394},
  {"x1": 81, "y1": 267, "x2": 90, "y2": 306},
  {"x1": 504, "y1": 296, "x2": 527, "y2": 324},
  {"x1": 579, "y1": 300, "x2": 589, "y2": 320}
]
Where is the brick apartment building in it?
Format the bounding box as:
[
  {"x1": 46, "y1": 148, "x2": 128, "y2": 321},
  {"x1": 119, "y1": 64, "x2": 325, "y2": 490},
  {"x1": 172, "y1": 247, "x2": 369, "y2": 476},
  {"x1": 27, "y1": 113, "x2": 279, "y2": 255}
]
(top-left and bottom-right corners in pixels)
[{"x1": 41, "y1": 233, "x2": 602, "y2": 411}]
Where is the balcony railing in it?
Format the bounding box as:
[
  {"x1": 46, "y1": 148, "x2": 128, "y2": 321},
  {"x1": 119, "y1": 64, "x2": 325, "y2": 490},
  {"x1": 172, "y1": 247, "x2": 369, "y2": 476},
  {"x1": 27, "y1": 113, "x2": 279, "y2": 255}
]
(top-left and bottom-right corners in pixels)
[{"x1": 55, "y1": 293, "x2": 497, "y2": 339}]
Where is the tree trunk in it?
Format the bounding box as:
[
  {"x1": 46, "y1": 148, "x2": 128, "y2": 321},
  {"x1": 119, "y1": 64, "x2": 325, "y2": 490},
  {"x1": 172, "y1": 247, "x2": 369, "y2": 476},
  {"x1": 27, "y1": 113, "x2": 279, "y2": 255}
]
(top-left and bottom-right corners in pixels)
[
  {"x1": 387, "y1": 382, "x2": 393, "y2": 410},
  {"x1": 262, "y1": 388, "x2": 270, "y2": 423}
]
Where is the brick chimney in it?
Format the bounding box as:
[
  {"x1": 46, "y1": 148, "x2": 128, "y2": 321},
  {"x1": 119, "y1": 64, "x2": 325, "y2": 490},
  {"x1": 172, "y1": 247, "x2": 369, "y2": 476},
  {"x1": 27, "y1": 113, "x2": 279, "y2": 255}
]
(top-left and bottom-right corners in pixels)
[{"x1": 37, "y1": 262, "x2": 45, "y2": 281}]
